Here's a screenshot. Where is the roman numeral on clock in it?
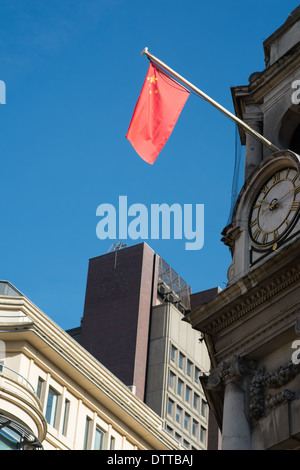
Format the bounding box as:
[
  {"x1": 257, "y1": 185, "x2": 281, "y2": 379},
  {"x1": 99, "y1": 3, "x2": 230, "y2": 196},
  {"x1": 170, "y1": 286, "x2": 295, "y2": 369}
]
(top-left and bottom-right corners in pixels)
[
  {"x1": 253, "y1": 228, "x2": 261, "y2": 241},
  {"x1": 291, "y1": 201, "x2": 300, "y2": 211},
  {"x1": 294, "y1": 186, "x2": 300, "y2": 195},
  {"x1": 273, "y1": 229, "x2": 279, "y2": 240}
]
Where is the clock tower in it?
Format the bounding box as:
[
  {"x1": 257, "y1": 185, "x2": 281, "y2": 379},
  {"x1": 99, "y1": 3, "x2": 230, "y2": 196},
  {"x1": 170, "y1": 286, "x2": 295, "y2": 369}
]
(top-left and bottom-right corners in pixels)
[
  {"x1": 222, "y1": 150, "x2": 300, "y2": 283},
  {"x1": 185, "y1": 8, "x2": 300, "y2": 450}
]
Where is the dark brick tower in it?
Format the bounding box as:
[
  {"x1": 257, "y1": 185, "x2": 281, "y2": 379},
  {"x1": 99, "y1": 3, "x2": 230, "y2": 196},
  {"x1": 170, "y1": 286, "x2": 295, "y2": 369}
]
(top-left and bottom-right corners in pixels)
[{"x1": 80, "y1": 243, "x2": 157, "y2": 401}]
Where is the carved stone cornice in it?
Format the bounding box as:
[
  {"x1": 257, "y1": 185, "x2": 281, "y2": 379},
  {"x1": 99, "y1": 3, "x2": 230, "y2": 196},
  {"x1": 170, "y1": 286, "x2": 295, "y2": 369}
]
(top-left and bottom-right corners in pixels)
[
  {"x1": 184, "y1": 240, "x2": 300, "y2": 338},
  {"x1": 205, "y1": 264, "x2": 300, "y2": 336}
]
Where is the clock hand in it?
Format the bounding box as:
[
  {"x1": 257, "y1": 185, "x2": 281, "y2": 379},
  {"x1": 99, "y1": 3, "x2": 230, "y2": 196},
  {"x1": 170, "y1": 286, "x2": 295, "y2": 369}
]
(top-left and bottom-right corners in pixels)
[
  {"x1": 261, "y1": 186, "x2": 300, "y2": 214},
  {"x1": 269, "y1": 187, "x2": 298, "y2": 207},
  {"x1": 262, "y1": 205, "x2": 272, "y2": 215},
  {"x1": 256, "y1": 200, "x2": 271, "y2": 215},
  {"x1": 258, "y1": 200, "x2": 270, "y2": 205}
]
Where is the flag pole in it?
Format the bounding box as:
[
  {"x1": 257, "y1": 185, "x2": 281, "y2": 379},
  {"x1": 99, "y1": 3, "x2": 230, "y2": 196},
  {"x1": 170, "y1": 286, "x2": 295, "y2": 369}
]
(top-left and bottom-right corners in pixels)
[{"x1": 141, "y1": 47, "x2": 280, "y2": 153}]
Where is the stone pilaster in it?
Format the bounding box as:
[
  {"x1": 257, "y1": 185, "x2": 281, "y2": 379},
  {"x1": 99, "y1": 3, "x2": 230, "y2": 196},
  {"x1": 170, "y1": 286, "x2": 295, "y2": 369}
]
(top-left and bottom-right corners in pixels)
[{"x1": 207, "y1": 356, "x2": 256, "y2": 450}]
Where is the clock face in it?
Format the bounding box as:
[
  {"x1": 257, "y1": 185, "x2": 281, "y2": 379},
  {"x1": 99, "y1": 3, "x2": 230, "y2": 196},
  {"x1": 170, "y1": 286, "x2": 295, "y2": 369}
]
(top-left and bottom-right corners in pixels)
[{"x1": 249, "y1": 166, "x2": 300, "y2": 247}]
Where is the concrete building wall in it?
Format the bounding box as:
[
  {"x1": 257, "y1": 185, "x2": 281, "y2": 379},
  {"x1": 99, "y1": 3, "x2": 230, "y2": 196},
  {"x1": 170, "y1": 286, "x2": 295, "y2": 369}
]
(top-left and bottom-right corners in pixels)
[{"x1": 145, "y1": 302, "x2": 210, "y2": 450}]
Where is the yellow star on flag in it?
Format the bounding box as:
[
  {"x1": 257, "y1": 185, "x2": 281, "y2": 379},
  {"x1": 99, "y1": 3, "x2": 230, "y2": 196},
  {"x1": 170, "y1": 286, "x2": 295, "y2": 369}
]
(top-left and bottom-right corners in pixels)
[{"x1": 147, "y1": 74, "x2": 159, "y2": 95}]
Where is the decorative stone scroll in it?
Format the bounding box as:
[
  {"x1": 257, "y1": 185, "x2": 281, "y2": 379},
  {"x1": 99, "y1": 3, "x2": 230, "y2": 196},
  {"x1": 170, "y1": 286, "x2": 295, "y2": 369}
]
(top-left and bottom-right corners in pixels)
[
  {"x1": 207, "y1": 355, "x2": 256, "y2": 389},
  {"x1": 218, "y1": 355, "x2": 256, "y2": 382},
  {"x1": 206, "y1": 355, "x2": 300, "y2": 421},
  {"x1": 265, "y1": 389, "x2": 295, "y2": 410},
  {"x1": 249, "y1": 360, "x2": 300, "y2": 420}
]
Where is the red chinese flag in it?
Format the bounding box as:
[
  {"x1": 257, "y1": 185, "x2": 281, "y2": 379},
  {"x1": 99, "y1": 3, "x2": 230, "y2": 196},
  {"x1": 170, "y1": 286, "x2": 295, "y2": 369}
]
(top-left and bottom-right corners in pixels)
[{"x1": 126, "y1": 62, "x2": 190, "y2": 164}]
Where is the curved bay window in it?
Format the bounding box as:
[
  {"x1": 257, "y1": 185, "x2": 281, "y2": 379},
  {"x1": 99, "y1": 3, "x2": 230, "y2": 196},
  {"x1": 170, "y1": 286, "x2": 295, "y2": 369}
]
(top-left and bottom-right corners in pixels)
[{"x1": 0, "y1": 415, "x2": 43, "y2": 450}]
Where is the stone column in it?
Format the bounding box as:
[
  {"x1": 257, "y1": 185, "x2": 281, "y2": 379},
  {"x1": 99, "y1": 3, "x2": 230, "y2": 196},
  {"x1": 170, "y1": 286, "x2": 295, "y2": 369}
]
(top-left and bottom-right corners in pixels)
[
  {"x1": 208, "y1": 355, "x2": 255, "y2": 450},
  {"x1": 222, "y1": 377, "x2": 251, "y2": 450}
]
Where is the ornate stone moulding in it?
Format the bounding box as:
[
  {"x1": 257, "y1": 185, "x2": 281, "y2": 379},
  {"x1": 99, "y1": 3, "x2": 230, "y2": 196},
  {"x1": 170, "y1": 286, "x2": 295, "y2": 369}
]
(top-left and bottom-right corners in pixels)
[
  {"x1": 249, "y1": 360, "x2": 300, "y2": 420},
  {"x1": 206, "y1": 355, "x2": 300, "y2": 422},
  {"x1": 199, "y1": 261, "x2": 300, "y2": 337}
]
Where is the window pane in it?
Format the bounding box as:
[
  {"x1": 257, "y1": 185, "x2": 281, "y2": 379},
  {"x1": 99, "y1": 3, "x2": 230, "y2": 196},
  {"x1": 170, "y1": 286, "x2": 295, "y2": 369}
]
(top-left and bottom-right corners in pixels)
[
  {"x1": 110, "y1": 436, "x2": 115, "y2": 450},
  {"x1": 184, "y1": 413, "x2": 190, "y2": 430},
  {"x1": 193, "y1": 393, "x2": 199, "y2": 410},
  {"x1": 200, "y1": 426, "x2": 206, "y2": 443},
  {"x1": 179, "y1": 353, "x2": 184, "y2": 370},
  {"x1": 185, "y1": 386, "x2": 191, "y2": 403},
  {"x1": 166, "y1": 426, "x2": 173, "y2": 435},
  {"x1": 170, "y1": 346, "x2": 176, "y2": 362},
  {"x1": 192, "y1": 420, "x2": 198, "y2": 437},
  {"x1": 201, "y1": 400, "x2": 207, "y2": 417},
  {"x1": 0, "y1": 428, "x2": 19, "y2": 450},
  {"x1": 169, "y1": 371, "x2": 175, "y2": 388},
  {"x1": 176, "y1": 406, "x2": 182, "y2": 423},
  {"x1": 177, "y1": 379, "x2": 183, "y2": 395},
  {"x1": 167, "y1": 398, "x2": 173, "y2": 416},
  {"x1": 94, "y1": 426, "x2": 105, "y2": 450},
  {"x1": 183, "y1": 440, "x2": 190, "y2": 449},
  {"x1": 45, "y1": 387, "x2": 59, "y2": 427},
  {"x1": 36, "y1": 377, "x2": 44, "y2": 400}
]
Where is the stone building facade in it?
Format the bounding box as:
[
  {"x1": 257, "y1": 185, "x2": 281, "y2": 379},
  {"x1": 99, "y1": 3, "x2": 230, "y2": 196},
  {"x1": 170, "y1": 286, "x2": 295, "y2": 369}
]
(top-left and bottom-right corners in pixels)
[{"x1": 185, "y1": 7, "x2": 300, "y2": 450}]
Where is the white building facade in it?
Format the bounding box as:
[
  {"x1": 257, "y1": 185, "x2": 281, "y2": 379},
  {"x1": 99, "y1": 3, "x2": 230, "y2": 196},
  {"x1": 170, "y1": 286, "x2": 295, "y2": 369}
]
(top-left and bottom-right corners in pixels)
[{"x1": 0, "y1": 281, "x2": 180, "y2": 451}]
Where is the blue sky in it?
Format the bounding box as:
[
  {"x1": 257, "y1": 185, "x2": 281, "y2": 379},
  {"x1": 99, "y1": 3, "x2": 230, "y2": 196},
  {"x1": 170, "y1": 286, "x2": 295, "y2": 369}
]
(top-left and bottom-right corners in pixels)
[{"x1": 0, "y1": 0, "x2": 299, "y2": 330}]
